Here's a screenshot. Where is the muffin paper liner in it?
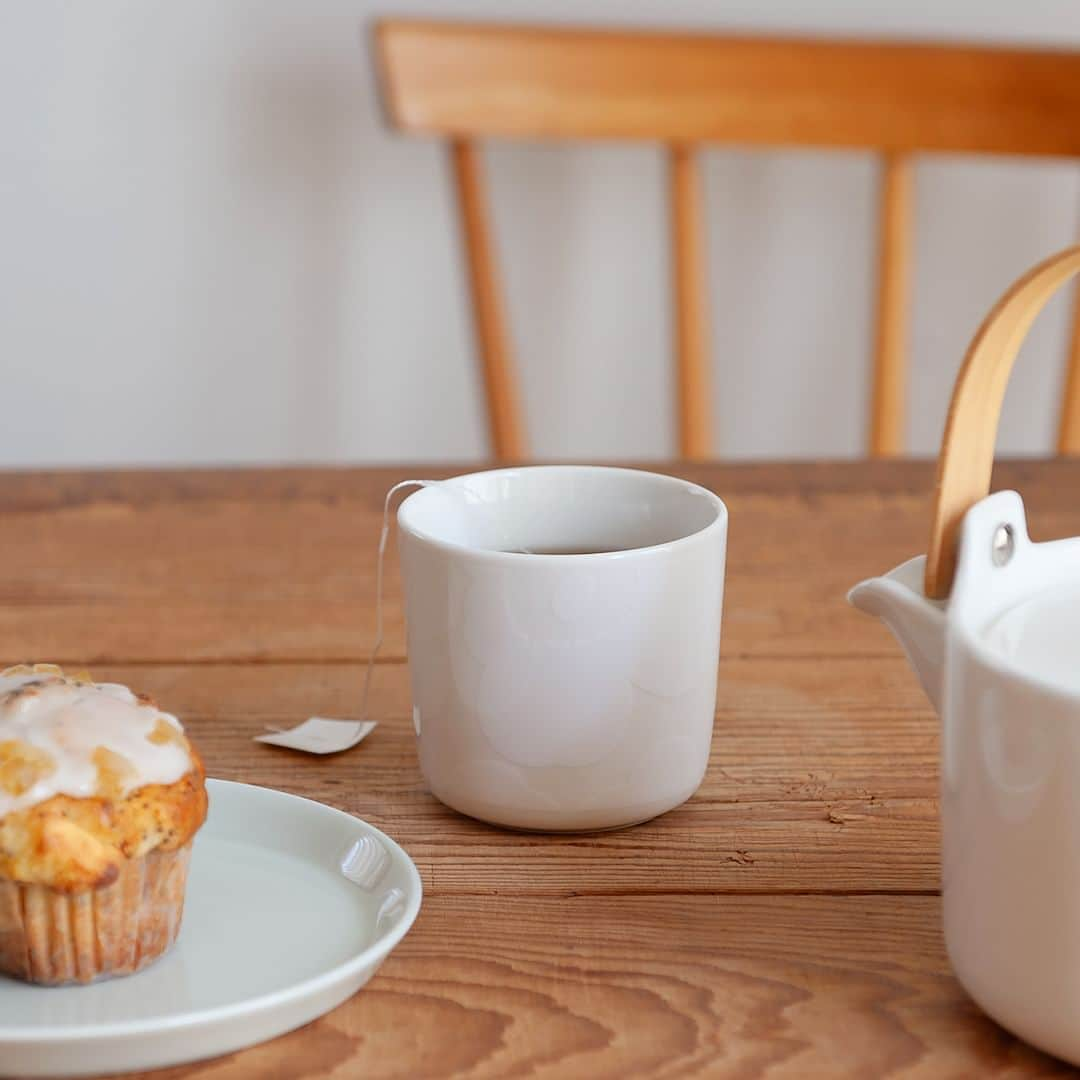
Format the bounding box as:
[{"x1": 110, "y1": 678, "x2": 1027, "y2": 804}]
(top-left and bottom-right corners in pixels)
[{"x1": 0, "y1": 843, "x2": 192, "y2": 985}]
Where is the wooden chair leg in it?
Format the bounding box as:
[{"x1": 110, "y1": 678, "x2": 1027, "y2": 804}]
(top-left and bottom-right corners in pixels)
[
  {"x1": 450, "y1": 138, "x2": 526, "y2": 460},
  {"x1": 869, "y1": 152, "x2": 913, "y2": 458},
  {"x1": 670, "y1": 145, "x2": 712, "y2": 460}
]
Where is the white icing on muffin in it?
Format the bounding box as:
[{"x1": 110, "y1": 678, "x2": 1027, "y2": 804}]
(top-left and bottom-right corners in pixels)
[{"x1": 0, "y1": 666, "x2": 194, "y2": 817}]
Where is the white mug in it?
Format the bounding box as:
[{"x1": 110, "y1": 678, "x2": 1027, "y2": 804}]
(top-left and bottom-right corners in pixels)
[{"x1": 397, "y1": 466, "x2": 727, "y2": 831}]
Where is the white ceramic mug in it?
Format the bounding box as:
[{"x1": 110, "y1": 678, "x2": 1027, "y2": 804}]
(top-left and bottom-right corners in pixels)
[{"x1": 397, "y1": 466, "x2": 727, "y2": 831}]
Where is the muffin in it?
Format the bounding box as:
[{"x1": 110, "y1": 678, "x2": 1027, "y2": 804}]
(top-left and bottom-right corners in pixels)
[{"x1": 0, "y1": 664, "x2": 207, "y2": 984}]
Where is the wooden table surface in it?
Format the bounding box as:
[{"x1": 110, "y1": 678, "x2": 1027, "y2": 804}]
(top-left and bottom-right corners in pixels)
[{"x1": 4, "y1": 460, "x2": 1078, "y2": 1078}]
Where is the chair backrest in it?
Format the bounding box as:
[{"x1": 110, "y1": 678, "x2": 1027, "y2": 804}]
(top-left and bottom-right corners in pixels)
[{"x1": 376, "y1": 20, "x2": 1080, "y2": 460}]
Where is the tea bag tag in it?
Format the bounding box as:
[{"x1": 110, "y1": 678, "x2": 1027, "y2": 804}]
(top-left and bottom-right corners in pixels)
[
  {"x1": 254, "y1": 718, "x2": 377, "y2": 755},
  {"x1": 254, "y1": 479, "x2": 440, "y2": 754}
]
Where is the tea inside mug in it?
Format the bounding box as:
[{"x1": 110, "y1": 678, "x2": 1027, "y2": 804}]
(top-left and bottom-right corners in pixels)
[
  {"x1": 398, "y1": 466, "x2": 722, "y2": 555},
  {"x1": 503, "y1": 546, "x2": 624, "y2": 555}
]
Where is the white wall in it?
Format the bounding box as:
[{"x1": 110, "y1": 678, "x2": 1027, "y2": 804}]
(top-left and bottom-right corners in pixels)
[{"x1": 3, "y1": 0, "x2": 1079, "y2": 466}]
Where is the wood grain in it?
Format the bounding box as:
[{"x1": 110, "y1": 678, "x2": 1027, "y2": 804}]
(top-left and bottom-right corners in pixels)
[
  {"x1": 376, "y1": 21, "x2": 1080, "y2": 157},
  {"x1": 4, "y1": 462, "x2": 1080, "y2": 665},
  {"x1": 86, "y1": 657, "x2": 939, "y2": 896},
  {"x1": 6, "y1": 462, "x2": 1077, "y2": 1075},
  {"x1": 130, "y1": 895, "x2": 1069, "y2": 1079}
]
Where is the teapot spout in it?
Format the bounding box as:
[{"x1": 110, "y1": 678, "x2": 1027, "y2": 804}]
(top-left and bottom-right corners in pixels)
[{"x1": 848, "y1": 556, "x2": 946, "y2": 711}]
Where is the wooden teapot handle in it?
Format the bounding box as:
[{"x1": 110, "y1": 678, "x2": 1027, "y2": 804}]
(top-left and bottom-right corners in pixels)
[{"x1": 926, "y1": 244, "x2": 1080, "y2": 599}]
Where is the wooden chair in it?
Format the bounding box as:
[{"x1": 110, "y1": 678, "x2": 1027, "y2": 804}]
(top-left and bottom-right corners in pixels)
[{"x1": 375, "y1": 20, "x2": 1080, "y2": 460}]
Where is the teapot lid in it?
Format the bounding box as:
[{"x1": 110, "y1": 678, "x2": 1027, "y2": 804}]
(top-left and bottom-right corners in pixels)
[
  {"x1": 982, "y1": 585, "x2": 1080, "y2": 695},
  {"x1": 954, "y1": 491, "x2": 1080, "y2": 698}
]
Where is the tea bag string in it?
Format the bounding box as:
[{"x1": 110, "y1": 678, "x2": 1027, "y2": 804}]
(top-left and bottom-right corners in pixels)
[{"x1": 360, "y1": 479, "x2": 440, "y2": 721}]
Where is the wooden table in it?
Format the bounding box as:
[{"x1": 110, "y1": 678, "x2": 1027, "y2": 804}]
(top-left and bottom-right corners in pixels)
[{"x1": 4, "y1": 461, "x2": 1077, "y2": 1078}]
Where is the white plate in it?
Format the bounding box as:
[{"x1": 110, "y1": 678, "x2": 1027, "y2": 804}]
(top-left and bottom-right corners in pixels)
[{"x1": 0, "y1": 779, "x2": 423, "y2": 1077}]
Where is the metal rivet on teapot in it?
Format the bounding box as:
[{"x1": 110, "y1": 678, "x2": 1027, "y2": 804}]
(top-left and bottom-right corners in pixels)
[{"x1": 991, "y1": 523, "x2": 1014, "y2": 567}]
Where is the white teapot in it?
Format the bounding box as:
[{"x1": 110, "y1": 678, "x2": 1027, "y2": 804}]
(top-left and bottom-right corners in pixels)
[{"x1": 851, "y1": 245, "x2": 1080, "y2": 1065}]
